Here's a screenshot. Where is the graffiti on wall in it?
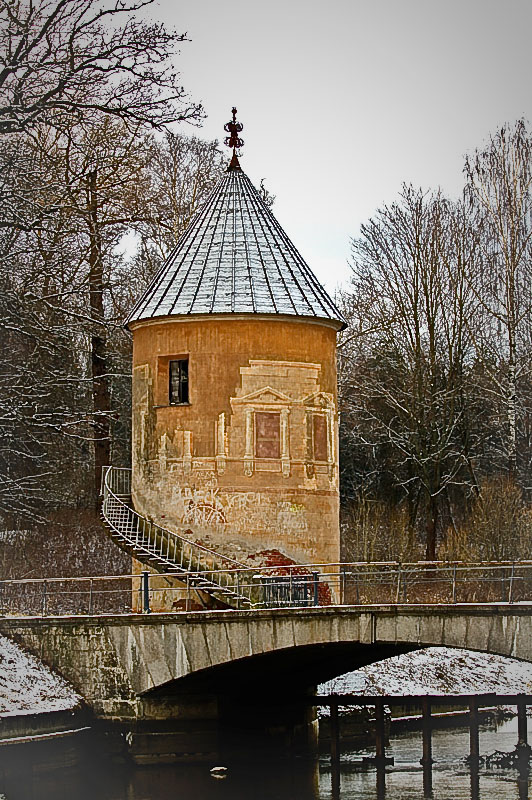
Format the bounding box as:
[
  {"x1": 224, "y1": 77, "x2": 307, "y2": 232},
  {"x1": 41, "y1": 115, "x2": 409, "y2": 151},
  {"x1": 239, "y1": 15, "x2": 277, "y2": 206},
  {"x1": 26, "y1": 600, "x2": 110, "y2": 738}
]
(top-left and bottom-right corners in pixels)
[
  {"x1": 276, "y1": 501, "x2": 308, "y2": 533},
  {"x1": 156, "y1": 473, "x2": 309, "y2": 536}
]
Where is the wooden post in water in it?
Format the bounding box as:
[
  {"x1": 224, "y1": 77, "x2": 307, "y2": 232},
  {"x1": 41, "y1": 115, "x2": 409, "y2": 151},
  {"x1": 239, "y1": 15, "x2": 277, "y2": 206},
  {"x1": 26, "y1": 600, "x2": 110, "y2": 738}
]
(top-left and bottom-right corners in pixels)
[
  {"x1": 420, "y1": 696, "x2": 433, "y2": 766},
  {"x1": 420, "y1": 696, "x2": 434, "y2": 797},
  {"x1": 516, "y1": 695, "x2": 531, "y2": 774},
  {"x1": 517, "y1": 696, "x2": 528, "y2": 746},
  {"x1": 469, "y1": 697, "x2": 479, "y2": 764},
  {"x1": 330, "y1": 699, "x2": 340, "y2": 799},
  {"x1": 469, "y1": 696, "x2": 480, "y2": 800},
  {"x1": 422, "y1": 763, "x2": 433, "y2": 798},
  {"x1": 362, "y1": 696, "x2": 393, "y2": 767},
  {"x1": 376, "y1": 764, "x2": 386, "y2": 799},
  {"x1": 375, "y1": 697, "x2": 386, "y2": 762},
  {"x1": 470, "y1": 767, "x2": 480, "y2": 800}
]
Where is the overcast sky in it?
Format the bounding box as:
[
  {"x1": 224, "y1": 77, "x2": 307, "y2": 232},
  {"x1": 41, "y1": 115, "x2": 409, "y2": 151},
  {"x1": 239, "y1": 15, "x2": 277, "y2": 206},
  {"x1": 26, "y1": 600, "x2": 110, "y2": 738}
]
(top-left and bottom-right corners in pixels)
[{"x1": 156, "y1": 0, "x2": 532, "y2": 295}]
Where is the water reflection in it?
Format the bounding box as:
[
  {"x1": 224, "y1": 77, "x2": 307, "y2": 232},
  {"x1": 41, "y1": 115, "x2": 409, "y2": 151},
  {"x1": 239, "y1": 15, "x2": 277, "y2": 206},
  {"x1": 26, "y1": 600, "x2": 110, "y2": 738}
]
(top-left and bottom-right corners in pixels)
[
  {"x1": 0, "y1": 717, "x2": 531, "y2": 799},
  {"x1": 320, "y1": 716, "x2": 532, "y2": 799},
  {"x1": 376, "y1": 765, "x2": 386, "y2": 799},
  {"x1": 469, "y1": 766, "x2": 480, "y2": 800},
  {"x1": 518, "y1": 774, "x2": 530, "y2": 800},
  {"x1": 422, "y1": 763, "x2": 433, "y2": 798},
  {"x1": 0, "y1": 735, "x2": 320, "y2": 800}
]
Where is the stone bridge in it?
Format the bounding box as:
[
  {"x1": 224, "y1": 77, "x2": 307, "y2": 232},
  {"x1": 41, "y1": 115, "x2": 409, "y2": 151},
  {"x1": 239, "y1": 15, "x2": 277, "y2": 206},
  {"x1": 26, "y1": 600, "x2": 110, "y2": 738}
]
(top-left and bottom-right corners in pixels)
[
  {"x1": 2, "y1": 603, "x2": 531, "y2": 760},
  {"x1": 2, "y1": 603, "x2": 531, "y2": 716}
]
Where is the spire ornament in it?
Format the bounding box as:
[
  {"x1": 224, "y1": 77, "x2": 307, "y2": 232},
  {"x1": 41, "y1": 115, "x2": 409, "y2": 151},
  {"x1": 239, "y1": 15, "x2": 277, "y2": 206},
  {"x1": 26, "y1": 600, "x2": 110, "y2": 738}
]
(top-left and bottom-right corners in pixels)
[{"x1": 224, "y1": 107, "x2": 244, "y2": 170}]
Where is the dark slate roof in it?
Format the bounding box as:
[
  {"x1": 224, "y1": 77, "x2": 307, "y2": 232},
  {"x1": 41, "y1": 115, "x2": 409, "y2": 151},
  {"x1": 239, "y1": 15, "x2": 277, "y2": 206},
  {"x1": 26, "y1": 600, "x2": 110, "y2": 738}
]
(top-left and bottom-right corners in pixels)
[{"x1": 127, "y1": 164, "x2": 346, "y2": 329}]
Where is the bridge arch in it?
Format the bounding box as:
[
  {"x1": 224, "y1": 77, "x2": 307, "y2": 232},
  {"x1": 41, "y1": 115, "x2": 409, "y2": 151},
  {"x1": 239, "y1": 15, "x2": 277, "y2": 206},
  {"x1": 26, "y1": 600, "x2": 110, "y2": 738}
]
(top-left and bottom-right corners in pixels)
[
  {"x1": 142, "y1": 641, "x2": 418, "y2": 700},
  {"x1": 2, "y1": 604, "x2": 531, "y2": 719}
]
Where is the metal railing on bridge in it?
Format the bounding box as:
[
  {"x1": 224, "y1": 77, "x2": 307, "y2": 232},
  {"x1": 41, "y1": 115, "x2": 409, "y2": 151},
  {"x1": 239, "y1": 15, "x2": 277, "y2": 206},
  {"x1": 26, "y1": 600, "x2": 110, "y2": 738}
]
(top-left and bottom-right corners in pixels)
[{"x1": 2, "y1": 560, "x2": 532, "y2": 618}]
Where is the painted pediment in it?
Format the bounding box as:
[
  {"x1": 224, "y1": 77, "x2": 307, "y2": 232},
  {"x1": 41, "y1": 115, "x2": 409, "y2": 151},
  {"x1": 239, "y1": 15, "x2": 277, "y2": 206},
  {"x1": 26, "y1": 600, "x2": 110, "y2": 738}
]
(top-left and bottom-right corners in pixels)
[
  {"x1": 231, "y1": 386, "x2": 292, "y2": 405},
  {"x1": 303, "y1": 391, "x2": 334, "y2": 409}
]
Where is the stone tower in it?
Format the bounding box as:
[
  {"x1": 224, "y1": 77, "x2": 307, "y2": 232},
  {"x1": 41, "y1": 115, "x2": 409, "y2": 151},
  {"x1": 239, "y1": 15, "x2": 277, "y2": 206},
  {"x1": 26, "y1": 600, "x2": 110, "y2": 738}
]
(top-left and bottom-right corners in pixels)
[{"x1": 127, "y1": 111, "x2": 345, "y2": 569}]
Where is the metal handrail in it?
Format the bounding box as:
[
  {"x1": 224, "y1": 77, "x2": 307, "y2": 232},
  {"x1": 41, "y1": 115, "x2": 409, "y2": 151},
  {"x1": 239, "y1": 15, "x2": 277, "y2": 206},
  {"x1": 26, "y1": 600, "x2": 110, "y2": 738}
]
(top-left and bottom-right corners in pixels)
[
  {"x1": 104, "y1": 467, "x2": 245, "y2": 568},
  {"x1": 101, "y1": 466, "x2": 252, "y2": 605},
  {"x1": 2, "y1": 561, "x2": 532, "y2": 618},
  {"x1": 3, "y1": 561, "x2": 531, "y2": 586}
]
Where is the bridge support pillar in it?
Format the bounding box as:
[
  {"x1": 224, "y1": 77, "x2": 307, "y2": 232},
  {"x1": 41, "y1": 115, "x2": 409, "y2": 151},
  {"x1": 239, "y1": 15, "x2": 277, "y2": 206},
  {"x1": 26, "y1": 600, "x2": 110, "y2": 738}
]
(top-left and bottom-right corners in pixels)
[{"x1": 218, "y1": 691, "x2": 319, "y2": 761}]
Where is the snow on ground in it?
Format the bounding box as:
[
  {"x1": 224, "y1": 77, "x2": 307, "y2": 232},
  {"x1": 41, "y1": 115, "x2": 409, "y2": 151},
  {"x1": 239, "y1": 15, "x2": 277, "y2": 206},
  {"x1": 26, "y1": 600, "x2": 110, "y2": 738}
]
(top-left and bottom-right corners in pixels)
[
  {"x1": 0, "y1": 635, "x2": 81, "y2": 717},
  {"x1": 318, "y1": 648, "x2": 532, "y2": 696},
  {"x1": 0, "y1": 530, "x2": 29, "y2": 544}
]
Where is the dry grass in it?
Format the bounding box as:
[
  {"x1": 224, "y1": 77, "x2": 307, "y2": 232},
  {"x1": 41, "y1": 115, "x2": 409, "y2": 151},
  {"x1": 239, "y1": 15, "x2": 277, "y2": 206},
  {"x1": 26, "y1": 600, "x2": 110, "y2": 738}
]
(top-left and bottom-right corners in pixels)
[{"x1": 342, "y1": 477, "x2": 532, "y2": 567}]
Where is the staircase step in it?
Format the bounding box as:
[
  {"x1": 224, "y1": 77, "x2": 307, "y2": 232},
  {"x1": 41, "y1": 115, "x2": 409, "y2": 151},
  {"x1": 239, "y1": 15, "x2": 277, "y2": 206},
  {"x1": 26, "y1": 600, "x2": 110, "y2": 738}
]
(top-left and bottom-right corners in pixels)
[{"x1": 102, "y1": 472, "x2": 249, "y2": 608}]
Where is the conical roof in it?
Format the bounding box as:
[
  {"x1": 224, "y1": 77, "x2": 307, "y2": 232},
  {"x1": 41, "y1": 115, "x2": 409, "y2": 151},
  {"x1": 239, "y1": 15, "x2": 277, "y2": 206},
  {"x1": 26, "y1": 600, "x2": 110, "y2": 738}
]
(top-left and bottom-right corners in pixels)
[{"x1": 127, "y1": 162, "x2": 345, "y2": 329}]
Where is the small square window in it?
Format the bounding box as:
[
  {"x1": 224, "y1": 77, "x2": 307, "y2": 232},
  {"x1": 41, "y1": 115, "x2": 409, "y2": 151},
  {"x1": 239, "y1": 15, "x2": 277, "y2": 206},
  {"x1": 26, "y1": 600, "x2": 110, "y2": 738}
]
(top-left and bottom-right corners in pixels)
[{"x1": 169, "y1": 359, "x2": 189, "y2": 405}]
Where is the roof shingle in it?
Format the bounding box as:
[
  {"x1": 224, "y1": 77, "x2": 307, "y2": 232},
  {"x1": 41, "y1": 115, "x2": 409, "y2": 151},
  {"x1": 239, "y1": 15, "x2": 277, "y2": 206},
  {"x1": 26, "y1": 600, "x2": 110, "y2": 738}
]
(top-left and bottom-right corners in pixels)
[{"x1": 128, "y1": 166, "x2": 345, "y2": 329}]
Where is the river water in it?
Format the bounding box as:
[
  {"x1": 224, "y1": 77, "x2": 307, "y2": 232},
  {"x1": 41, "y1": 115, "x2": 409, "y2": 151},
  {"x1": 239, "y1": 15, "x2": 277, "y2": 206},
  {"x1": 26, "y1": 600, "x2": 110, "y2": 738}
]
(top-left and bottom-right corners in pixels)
[{"x1": 0, "y1": 716, "x2": 530, "y2": 799}]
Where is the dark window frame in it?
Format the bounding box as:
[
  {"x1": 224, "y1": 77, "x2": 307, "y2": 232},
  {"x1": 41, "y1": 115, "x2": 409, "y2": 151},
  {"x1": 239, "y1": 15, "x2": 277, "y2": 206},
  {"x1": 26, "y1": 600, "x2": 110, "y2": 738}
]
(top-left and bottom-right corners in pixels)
[{"x1": 169, "y1": 358, "x2": 189, "y2": 405}]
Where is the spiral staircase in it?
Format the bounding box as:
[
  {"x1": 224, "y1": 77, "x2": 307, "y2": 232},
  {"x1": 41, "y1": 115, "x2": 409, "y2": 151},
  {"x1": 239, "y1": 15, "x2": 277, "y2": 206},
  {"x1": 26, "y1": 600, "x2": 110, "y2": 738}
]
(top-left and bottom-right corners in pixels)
[{"x1": 101, "y1": 466, "x2": 253, "y2": 608}]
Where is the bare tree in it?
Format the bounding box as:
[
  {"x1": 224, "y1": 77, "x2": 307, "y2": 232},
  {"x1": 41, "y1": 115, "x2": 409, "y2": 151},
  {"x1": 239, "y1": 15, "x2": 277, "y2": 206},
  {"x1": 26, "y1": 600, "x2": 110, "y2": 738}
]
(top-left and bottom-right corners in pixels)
[
  {"x1": 0, "y1": 269, "x2": 83, "y2": 520},
  {"x1": 130, "y1": 132, "x2": 226, "y2": 280},
  {"x1": 0, "y1": 0, "x2": 207, "y2": 515},
  {"x1": 61, "y1": 119, "x2": 154, "y2": 495},
  {"x1": 464, "y1": 119, "x2": 532, "y2": 482},
  {"x1": 0, "y1": 0, "x2": 202, "y2": 134},
  {"x1": 343, "y1": 186, "x2": 482, "y2": 559},
  {"x1": 0, "y1": 119, "x2": 226, "y2": 514}
]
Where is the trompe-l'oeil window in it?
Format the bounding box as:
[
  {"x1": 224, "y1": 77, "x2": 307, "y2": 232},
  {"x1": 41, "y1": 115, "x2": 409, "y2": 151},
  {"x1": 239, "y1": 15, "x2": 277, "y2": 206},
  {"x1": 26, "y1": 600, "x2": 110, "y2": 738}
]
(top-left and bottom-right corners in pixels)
[
  {"x1": 255, "y1": 411, "x2": 280, "y2": 458},
  {"x1": 313, "y1": 414, "x2": 328, "y2": 461}
]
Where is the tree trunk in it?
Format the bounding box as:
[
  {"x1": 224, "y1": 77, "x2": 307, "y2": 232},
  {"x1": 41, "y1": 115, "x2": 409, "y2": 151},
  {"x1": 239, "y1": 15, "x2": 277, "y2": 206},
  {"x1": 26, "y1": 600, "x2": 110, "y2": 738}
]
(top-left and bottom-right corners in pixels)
[
  {"x1": 507, "y1": 279, "x2": 517, "y2": 481},
  {"x1": 425, "y1": 494, "x2": 438, "y2": 561},
  {"x1": 507, "y1": 357, "x2": 517, "y2": 481},
  {"x1": 87, "y1": 168, "x2": 111, "y2": 503}
]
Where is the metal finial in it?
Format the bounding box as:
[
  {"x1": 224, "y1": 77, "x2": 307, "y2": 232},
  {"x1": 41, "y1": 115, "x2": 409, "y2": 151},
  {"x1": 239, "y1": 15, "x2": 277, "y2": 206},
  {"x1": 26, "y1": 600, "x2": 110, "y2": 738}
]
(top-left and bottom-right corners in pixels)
[{"x1": 224, "y1": 107, "x2": 244, "y2": 154}]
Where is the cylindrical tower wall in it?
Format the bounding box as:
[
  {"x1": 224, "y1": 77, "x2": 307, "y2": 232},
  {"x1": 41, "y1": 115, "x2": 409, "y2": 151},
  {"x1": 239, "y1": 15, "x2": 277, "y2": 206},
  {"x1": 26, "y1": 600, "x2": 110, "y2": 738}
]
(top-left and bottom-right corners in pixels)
[{"x1": 130, "y1": 314, "x2": 340, "y2": 566}]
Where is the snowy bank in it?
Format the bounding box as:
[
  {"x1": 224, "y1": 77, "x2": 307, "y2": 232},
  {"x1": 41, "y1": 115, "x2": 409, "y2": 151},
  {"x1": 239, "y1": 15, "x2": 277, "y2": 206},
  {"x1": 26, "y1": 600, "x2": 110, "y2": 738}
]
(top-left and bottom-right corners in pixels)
[
  {"x1": 319, "y1": 647, "x2": 532, "y2": 697},
  {"x1": 0, "y1": 634, "x2": 81, "y2": 718}
]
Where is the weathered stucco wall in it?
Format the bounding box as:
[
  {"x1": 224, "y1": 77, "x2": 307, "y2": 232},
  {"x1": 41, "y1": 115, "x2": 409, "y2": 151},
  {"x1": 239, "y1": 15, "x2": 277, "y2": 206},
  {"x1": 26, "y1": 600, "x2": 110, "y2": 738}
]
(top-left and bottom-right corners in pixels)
[{"x1": 130, "y1": 314, "x2": 340, "y2": 567}]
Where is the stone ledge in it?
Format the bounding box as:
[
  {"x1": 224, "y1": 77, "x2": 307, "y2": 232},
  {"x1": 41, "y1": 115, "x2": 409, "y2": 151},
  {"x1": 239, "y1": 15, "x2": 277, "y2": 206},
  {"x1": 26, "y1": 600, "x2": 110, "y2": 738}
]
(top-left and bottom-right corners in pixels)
[
  {"x1": 2, "y1": 602, "x2": 532, "y2": 630},
  {"x1": 0, "y1": 707, "x2": 89, "y2": 743}
]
